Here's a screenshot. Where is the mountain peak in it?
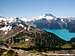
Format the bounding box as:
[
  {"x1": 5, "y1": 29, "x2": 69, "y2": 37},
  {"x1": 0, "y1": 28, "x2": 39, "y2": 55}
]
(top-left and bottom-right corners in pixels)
[{"x1": 44, "y1": 13, "x2": 55, "y2": 17}]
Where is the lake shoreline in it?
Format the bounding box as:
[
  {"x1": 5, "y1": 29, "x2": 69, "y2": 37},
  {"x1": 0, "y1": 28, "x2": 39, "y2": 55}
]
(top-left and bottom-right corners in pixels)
[{"x1": 44, "y1": 29, "x2": 75, "y2": 41}]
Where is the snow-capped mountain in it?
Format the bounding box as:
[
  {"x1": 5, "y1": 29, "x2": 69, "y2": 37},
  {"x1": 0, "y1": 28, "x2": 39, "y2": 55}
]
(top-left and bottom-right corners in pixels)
[
  {"x1": 0, "y1": 13, "x2": 75, "y2": 33},
  {"x1": 32, "y1": 13, "x2": 56, "y2": 21},
  {"x1": 32, "y1": 14, "x2": 75, "y2": 32},
  {"x1": 33, "y1": 13, "x2": 65, "y2": 29},
  {"x1": 0, "y1": 17, "x2": 28, "y2": 33},
  {"x1": 0, "y1": 13, "x2": 67, "y2": 30}
]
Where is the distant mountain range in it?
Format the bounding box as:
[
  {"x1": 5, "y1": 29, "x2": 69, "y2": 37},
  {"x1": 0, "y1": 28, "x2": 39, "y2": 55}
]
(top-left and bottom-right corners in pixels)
[
  {"x1": 33, "y1": 14, "x2": 75, "y2": 32},
  {"x1": 0, "y1": 13, "x2": 75, "y2": 32}
]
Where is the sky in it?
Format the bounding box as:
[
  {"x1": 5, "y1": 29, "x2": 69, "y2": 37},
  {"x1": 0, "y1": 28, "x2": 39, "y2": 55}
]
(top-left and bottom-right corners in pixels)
[{"x1": 0, "y1": 0, "x2": 75, "y2": 17}]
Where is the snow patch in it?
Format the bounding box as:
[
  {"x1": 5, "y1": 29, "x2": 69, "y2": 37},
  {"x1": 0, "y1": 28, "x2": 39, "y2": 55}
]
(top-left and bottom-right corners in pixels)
[{"x1": 0, "y1": 26, "x2": 12, "y2": 31}]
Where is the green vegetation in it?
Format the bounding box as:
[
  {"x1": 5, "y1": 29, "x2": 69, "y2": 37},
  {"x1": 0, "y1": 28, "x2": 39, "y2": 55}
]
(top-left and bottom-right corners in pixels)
[
  {"x1": 0, "y1": 25, "x2": 75, "y2": 53},
  {"x1": 12, "y1": 41, "x2": 31, "y2": 48},
  {"x1": 3, "y1": 50, "x2": 18, "y2": 56},
  {"x1": 0, "y1": 37, "x2": 4, "y2": 45},
  {"x1": 61, "y1": 44, "x2": 72, "y2": 49}
]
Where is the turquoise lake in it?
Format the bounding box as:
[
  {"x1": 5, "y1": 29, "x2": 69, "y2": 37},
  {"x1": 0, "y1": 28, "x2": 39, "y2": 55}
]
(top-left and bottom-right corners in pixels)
[{"x1": 44, "y1": 29, "x2": 75, "y2": 41}]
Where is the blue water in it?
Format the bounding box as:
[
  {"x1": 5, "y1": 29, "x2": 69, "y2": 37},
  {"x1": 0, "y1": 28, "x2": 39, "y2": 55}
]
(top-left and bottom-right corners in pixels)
[{"x1": 44, "y1": 29, "x2": 75, "y2": 41}]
